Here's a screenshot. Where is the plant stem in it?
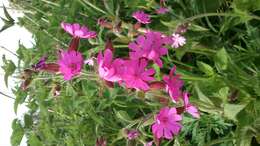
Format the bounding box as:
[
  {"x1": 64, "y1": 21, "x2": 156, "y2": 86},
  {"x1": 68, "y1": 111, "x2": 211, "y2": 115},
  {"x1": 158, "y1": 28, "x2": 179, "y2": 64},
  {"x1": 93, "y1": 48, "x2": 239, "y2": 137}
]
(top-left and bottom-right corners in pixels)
[
  {"x1": 0, "y1": 45, "x2": 19, "y2": 57},
  {"x1": 181, "y1": 12, "x2": 260, "y2": 24},
  {"x1": 0, "y1": 91, "x2": 16, "y2": 100}
]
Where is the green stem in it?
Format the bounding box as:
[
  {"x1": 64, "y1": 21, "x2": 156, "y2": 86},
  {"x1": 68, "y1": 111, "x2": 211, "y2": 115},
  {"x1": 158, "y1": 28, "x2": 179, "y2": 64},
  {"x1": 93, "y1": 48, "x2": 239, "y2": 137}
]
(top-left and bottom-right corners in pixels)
[
  {"x1": 0, "y1": 91, "x2": 16, "y2": 100},
  {"x1": 181, "y1": 12, "x2": 260, "y2": 24},
  {"x1": 23, "y1": 14, "x2": 67, "y2": 47},
  {"x1": 181, "y1": 75, "x2": 208, "y2": 81}
]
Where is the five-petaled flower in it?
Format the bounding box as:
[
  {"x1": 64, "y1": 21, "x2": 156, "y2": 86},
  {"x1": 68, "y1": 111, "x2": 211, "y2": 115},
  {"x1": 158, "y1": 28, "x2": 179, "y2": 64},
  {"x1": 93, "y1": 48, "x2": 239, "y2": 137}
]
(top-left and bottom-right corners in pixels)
[
  {"x1": 121, "y1": 59, "x2": 155, "y2": 91},
  {"x1": 152, "y1": 107, "x2": 182, "y2": 139},
  {"x1": 129, "y1": 31, "x2": 169, "y2": 67},
  {"x1": 97, "y1": 49, "x2": 124, "y2": 82},
  {"x1": 183, "y1": 92, "x2": 200, "y2": 118},
  {"x1": 61, "y1": 22, "x2": 97, "y2": 39},
  {"x1": 132, "y1": 10, "x2": 151, "y2": 24},
  {"x1": 163, "y1": 66, "x2": 183, "y2": 102},
  {"x1": 58, "y1": 50, "x2": 83, "y2": 80}
]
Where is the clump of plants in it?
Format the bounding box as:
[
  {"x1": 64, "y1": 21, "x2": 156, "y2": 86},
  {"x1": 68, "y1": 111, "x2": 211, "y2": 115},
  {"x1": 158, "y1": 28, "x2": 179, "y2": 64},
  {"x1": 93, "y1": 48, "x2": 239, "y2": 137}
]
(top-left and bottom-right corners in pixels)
[{"x1": 2, "y1": 0, "x2": 260, "y2": 146}]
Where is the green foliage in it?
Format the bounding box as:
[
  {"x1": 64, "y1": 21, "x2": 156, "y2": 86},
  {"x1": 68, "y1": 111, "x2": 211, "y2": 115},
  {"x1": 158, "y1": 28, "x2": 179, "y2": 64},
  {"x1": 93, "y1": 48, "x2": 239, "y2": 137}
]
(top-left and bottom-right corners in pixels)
[
  {"x1": 3, "y1": 0, "x2": 260, "y2": 145},
  {"x1": 11, "y1": 119, "x2": 24, "y2": 146},
  {"x1": 1, "y1": 55, "x2": 16, "y2": 87}
]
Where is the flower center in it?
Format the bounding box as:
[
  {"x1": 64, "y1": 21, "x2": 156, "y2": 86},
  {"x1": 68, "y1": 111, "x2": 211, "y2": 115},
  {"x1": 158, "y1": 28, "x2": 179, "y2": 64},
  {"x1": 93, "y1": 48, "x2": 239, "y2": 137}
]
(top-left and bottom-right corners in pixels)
[
  {"x1": 69, "y1": 63, "x2": 77, "y2": 71},
  {"x1": 161, "y1": 116, "x2": 168, "y2": 124}
]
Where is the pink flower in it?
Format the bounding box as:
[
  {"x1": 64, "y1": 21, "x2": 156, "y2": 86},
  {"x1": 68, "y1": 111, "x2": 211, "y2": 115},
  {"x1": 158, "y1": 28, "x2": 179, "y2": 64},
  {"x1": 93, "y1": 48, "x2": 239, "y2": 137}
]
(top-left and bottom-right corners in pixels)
[
  {"x1": 58, "y1": 50, "x2": 83, "y2": 80},
  {"x1": 132, "y1": 10, "x2": 151, "y2": 24},
  {"x1": 156, "y1": 7, "x2": 169, "y2": 14},
  {"x1": 183, "y1": 92, "x2": 200, "y2": 118},
  {"x1": 61, "y1": 22, "x2": 97, "y2": 39},
  {"x1": 163, "y1": 66, "x2": 183, "y2": 102},
  {"x1": 152, "y1": 107, "x2": 182, "y2": 139},
  {"x1": 129, "y1": 31, "x2": 168, "y2": 67},
  {"x1": 84, "y1": 58, "x2": 94, "y2": 66},
  {"x1": 97, "y1": 49, "x2": 124, "y2": 82},
  {"x1": 144, "y1": 141, "x2": 153, "y2": 146},
  {"x1": 171, "y1": 33, "x2": 186, "y2": 48},
  {"x1": 32, "y1": 56, "x2": 47, "y2": 70},
  {"x1": 121, "y1": 59, "x2": 155, "y2": 91},
  {"x1": 127, "y1": 130, "x2": 139, "y2": 140}
]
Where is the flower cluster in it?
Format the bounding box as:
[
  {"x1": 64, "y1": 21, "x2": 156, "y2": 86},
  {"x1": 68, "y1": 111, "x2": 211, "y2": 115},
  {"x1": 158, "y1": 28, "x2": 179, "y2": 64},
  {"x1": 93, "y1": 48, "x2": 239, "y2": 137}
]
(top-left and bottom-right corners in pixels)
[{"x1": 32, "y1": 4, "x2": 195, "y2": 145}]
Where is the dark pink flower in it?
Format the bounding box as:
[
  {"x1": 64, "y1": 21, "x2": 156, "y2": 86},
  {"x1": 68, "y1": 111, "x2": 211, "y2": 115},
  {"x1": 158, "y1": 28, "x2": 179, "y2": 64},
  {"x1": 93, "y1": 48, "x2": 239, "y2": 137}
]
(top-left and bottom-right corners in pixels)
[
  {"x1": 156, "y1": 7, "x2": 169, "y2": 14},
  {"x1": 144, "y1": 141, "x2": 153, "y2": 146},
  {"x1": 127, "y1": 130, "x2": 139, "y2": 140},
  {"x1": 97, "y1": 49, "x2": 124, "y2": 82},
  {"x1": 132, "y1": 10, "x2": 151, "y2": 24},
  {"x1": 183, "y1": 92, "x2": 200, "y2": 118},
  {"x1": 32, "y1": 56, "x2": 47, "y2": 70},
  {"x1": 58, "y1": 50, "x2": 83, "y2": 80},
  {"x1": 171, "y1": 33, "x2": 186, "y2": 48},
  {"x1": 129, "y1": 31, "x2": 168, "y2": 67},
  {"x1": 61, "y1": 22, "x2": 97, "y2": 39},
  {"x1": 152, "y1": 107, "x2": 182, "y2": 139},
  {"x1": 163, "y1": 66, "x2": 183, "y2": 102},
  {"x1": 121, "y1": 59, "x2": 155, "y2": 91}
]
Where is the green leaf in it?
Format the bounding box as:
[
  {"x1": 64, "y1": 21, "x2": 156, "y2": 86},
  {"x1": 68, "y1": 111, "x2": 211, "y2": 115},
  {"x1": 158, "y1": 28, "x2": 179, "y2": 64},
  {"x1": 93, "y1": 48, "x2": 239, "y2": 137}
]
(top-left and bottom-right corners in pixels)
[
  {"x1": 224, "y1": 103, "x2": 247, "y2": 121},
  {"x1": 11, "y1": 119, "x2": 24, "y2": 146},
  {"x1": 115, "y1": 110, "x2": 132, "y2": 123},
  {"x1": 194, "y1": 83, "x2": 214, "y2": 105},
  {"x1": 214, "y1": 48, "x2": 229, "y2": 71},
  {"x1": 2, "y1": 4, "x2": 15, "y2": 22},
  {"x1": 233, "y1": 0, "x2": 260, "y2": 12},
  {"x1": 1, "y1": 55, "x2": 16, "y2": 87},
  {"x1": 24, "y1": 114, "x2": 33, "y2": 129},
  {"x1": 28, "y1": 133, "x2": 42, "y2": 146},
  {"x1": 197, "y1": 61, "x2": 214, "y2": 76}
]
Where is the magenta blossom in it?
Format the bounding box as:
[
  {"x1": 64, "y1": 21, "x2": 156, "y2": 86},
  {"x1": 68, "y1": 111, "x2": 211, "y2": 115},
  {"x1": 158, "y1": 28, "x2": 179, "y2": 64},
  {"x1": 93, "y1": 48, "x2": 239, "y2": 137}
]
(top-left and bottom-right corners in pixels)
[
  {"x1": 129, "y1": 31, "x2": 169, "y2": 67},
  {"x1": 97, "y1": 49, "x2": 124, "y2": 82},
  {"x1": 61, "y1": 22, "x2": 97, "y2": 39},
  {"x1": 163, "y1": 66, "x2": 183, "y2": 102},
  {"x1": 171, "y1": 33, "x2": 186, "y2": 48},
  {"x1": 156, "y1": 7, "x2": 169, "y2": 14},
  {"x1": 32, "y1": 56, "x2": 47, "y2": 70},
  {"x1": 183, "y1": 92, "x2": 200, "y2": 118},
  {"x1": 121, "y1": 59, "x2": 155, "y2": 91},
  {"x1": 58, "y1": 50, "x2": 83, "y2": 80},
  {"x1": 127, "y1": 130, "x2": 139, "y2": 140},
  {"x1": 152, "y1": 107, "x2": 182, "y2": 139},
  {"x1": 132, "y1": 10, "x2": 151, "y2": 24}
]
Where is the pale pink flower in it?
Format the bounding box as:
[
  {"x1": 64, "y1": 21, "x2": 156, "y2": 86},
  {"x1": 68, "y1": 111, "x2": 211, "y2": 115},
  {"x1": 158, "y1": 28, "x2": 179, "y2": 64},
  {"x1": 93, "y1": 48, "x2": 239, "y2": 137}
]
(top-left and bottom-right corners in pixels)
[
  {"x1": 144, "y1": 141, "x2": 153, "y2": 146},
  {"x1": 163, "y1": 66, "x2": 183, "y2": 102},
  {"x1": 61, "y1": 22, "x2": 97, "y2": 39},
  {"x1": 183, "y1": 92, "x2": 200, "y2": 118},
  {"x1": 121, "y1": 59, "x2": 155, "y2": 91},
  {"x1": 152, "y1": 107, "x2": 182, "y2": 139},
  {"x1": 156, "y1": 7, "x2": 169, "y2": 14},
  {"x1": 132, "y1": 10, "x2": 151, "y2": 24},
  {"x1": 58, "y1": 50, "x2": 83, "y2": 80},
  {"x1": 129, "y1": 31, "x2": 168, "y2": 67},
  {"x1": 127, "y1": 130, "x2": 139, "y2": 140},
  {"x1": 171, "y1": 33, "x2": 186, "y2": 48},
  {"x1": 97, "y1": 49, "x2": 124, "y2": 82},
  {"x1": 84, "y1": 58, "x2": 94, "y2": 66}
]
